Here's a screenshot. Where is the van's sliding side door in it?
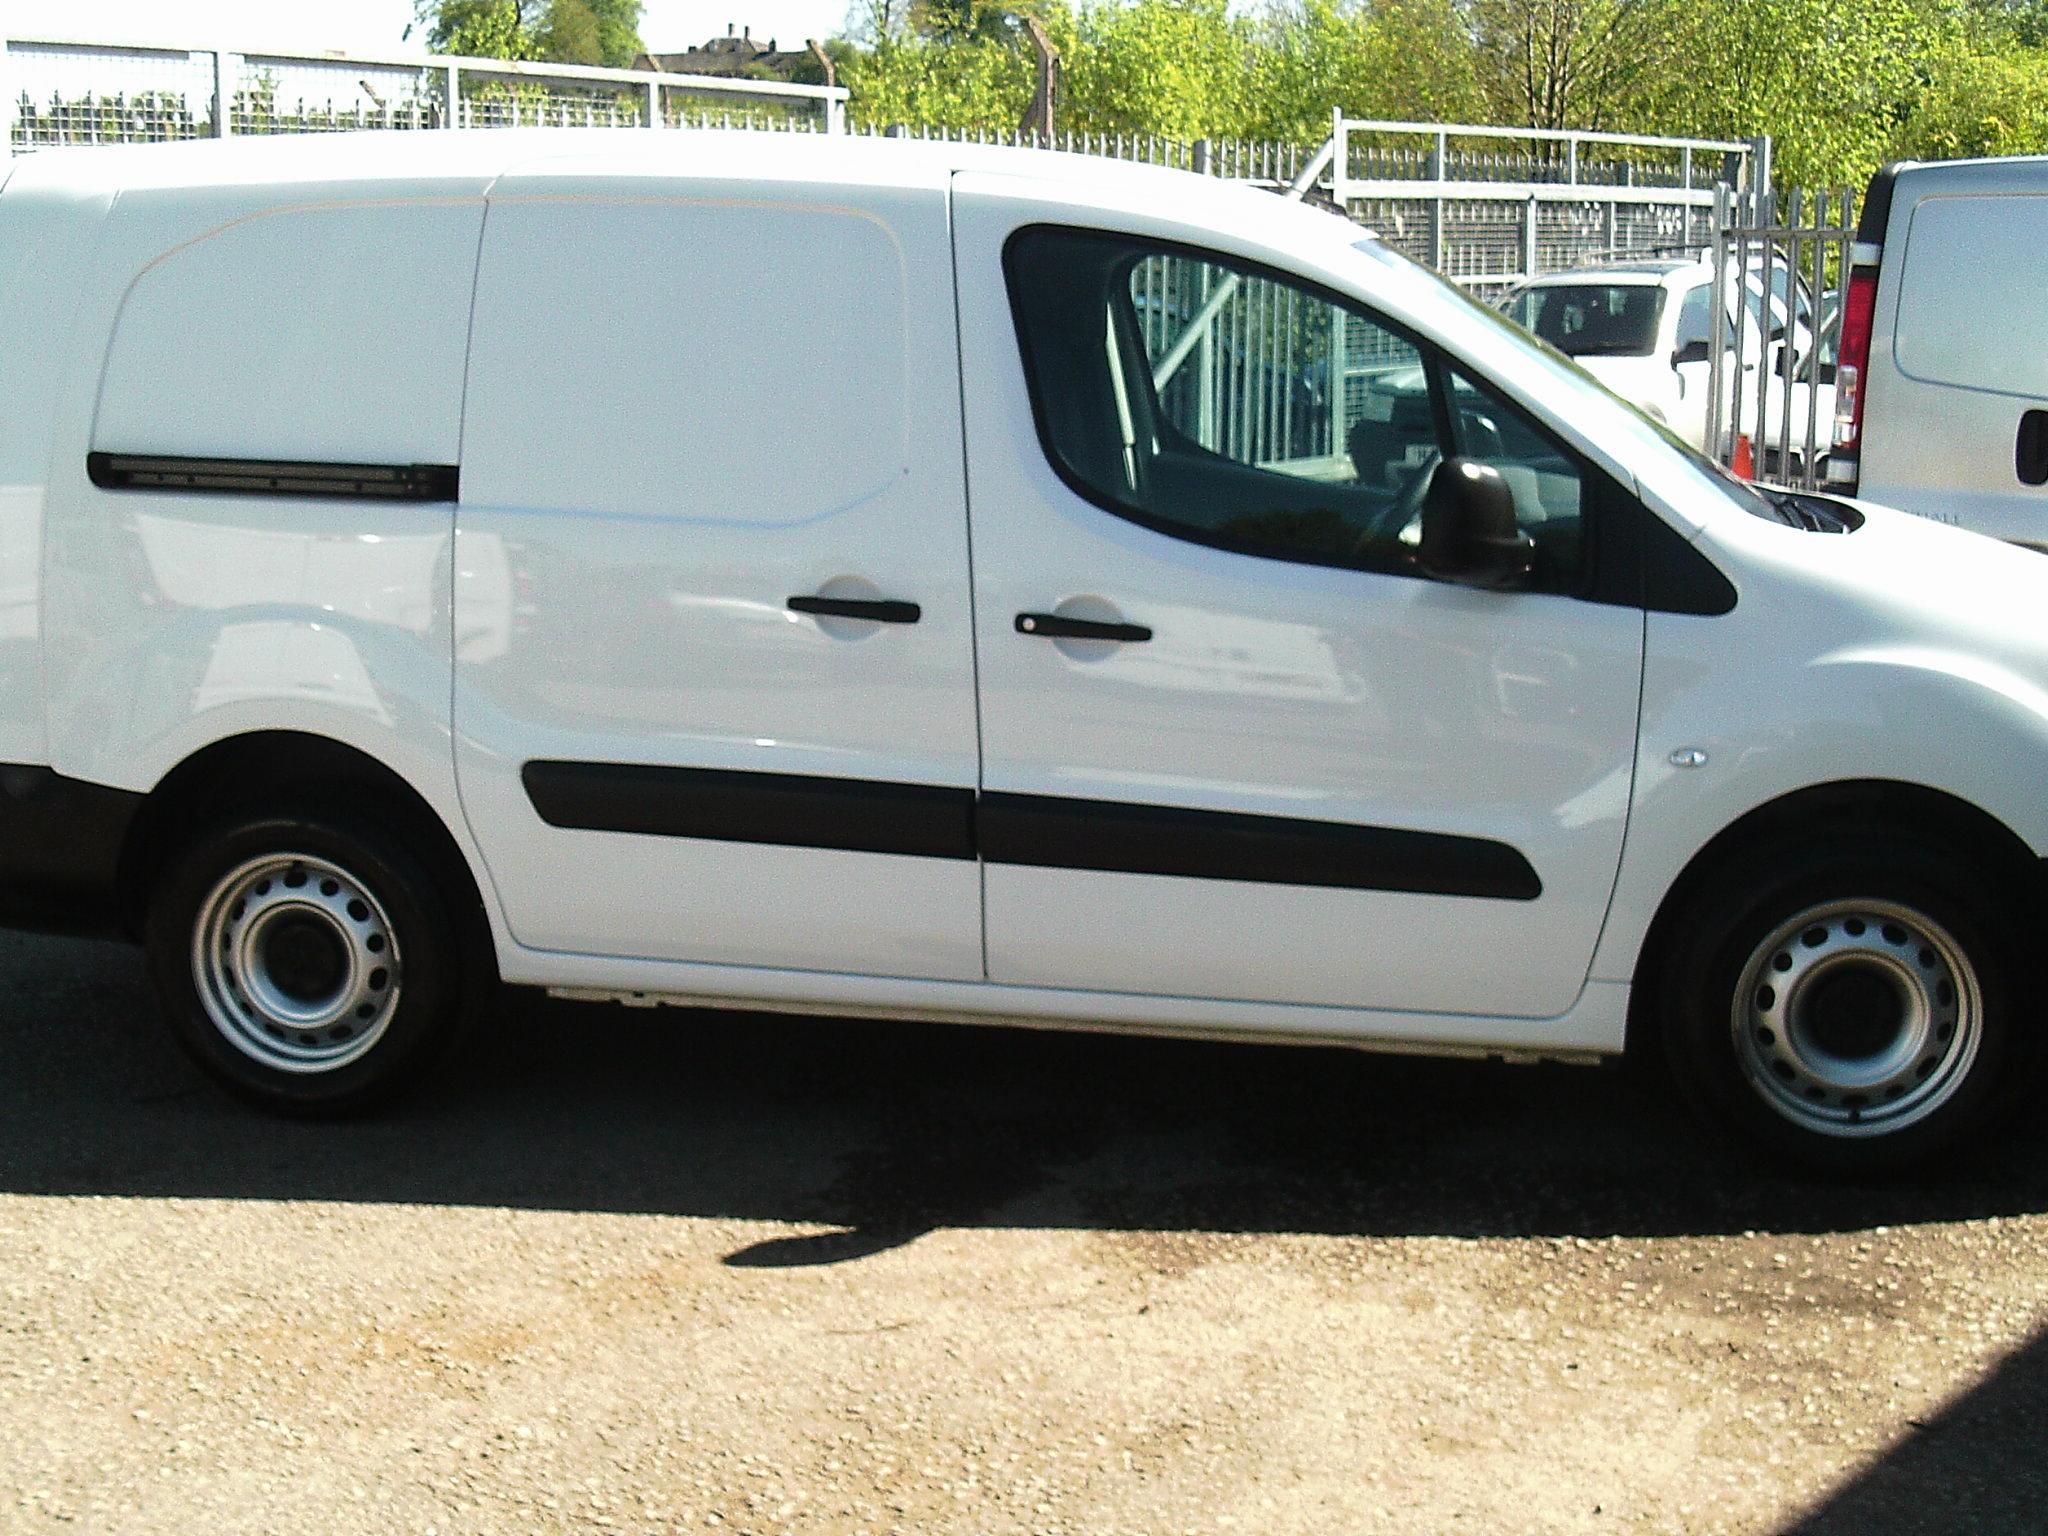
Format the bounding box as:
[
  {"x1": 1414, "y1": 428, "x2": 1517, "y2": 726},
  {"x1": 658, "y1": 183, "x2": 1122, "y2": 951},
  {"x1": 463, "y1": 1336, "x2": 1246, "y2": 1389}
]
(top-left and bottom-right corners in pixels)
[{"x1": 451, "y1": 169, "x2": 984, "y2": 979}]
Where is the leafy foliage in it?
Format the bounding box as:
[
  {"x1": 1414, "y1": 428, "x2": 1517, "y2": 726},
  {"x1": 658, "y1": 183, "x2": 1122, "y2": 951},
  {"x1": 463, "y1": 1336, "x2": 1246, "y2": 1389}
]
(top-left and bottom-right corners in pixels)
[
  {"x1": 1905, "y1": 42, "x2": 2048, "y2": 155},
  {"x1": 424, "y1": 0, "x2": 2048, "y2": 186},
  {"x1": 1243, "y1": 0, "x2": 1485, "y2": 141},
  {"x1": 1649, "y1": 0, "x2": 1967, "y2": 185},
  {"x1": 414, "y1": 0, "x2": 644, "y2": 68}
]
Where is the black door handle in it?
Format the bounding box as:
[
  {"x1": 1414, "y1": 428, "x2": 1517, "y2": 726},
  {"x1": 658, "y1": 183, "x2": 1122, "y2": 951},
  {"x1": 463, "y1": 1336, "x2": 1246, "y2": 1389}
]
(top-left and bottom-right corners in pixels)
[
  {"x1": 2018, "y1": 410, "x2": 2048, "y2": 486},
  {"x1": 788, "y1": 595, "x2": 921, "y2": 624},
  {"x1": 1015, "y1": 612, "x2": 1152, "y2": 643}
]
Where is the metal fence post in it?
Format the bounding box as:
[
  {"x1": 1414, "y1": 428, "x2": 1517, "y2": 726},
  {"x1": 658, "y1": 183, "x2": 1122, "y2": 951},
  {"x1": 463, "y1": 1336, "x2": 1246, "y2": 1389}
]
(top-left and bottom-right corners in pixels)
[
  {"x1": 646, "y1": 77, "x2": 659, "y2": 127},
  {"x1": 212, "y1": 49, "x2": 232, "y2": 136},
  {"x1": 1522, "y1": 192, "x2": 1538, "y2": 283},
  {"x1": 444, "y1": 62, "x2": 458, "y2": 128},
  {"x1": 826, "y1": 94, "x2": 845, "y2": 134},
  {"x1": 0, "y1": 39, "x2": 14, "y2": 158},
  {"x1": 1191, "y1": 137, "x2": 1210, "y2": 175},
  {"x1": 1427, "y1": 131, "x2": 1445, "y2": 270},
  {"x1": 1707, "y1": 181, "x2": 1729, "y2": 458},
  {"x1": 1328, "y1": 106, "x2": 1345, "y2": 203}
]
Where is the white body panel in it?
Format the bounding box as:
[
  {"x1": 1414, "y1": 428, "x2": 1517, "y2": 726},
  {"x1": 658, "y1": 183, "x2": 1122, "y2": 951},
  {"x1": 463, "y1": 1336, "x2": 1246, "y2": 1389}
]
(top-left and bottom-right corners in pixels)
[
  {"x1": 1858, "y1": 162, "x2": 2048, "y2": 545},
  {"x1": 451, "y1": 158, "x2": 983, "y2": 978},
  {"x1": 1591, "y1": 498, "x2": 2048, "y2": 980},
  {"x1": 951, "y1": 172, "x2": 1643, "y2": 1017},
  {"x1": 3, "y1": 132, "x2": 2047, "y2": 1071}
]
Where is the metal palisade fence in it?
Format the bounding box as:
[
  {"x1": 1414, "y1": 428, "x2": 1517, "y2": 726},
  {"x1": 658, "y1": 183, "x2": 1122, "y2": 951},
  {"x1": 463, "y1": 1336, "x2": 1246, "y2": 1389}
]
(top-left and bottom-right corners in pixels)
[
  {"x1": 2, "y1": 35, "x2": 848, "y2": 146},
  {"x1": 1324, "y1": 116, "x2": 1761, "y2": 295},
  {"x1": 1708, "y1": 180, "x2": 1859, "y2": 491},
  {"x1": 5, "y1": 33, "x2": 1775, "y2": 482}
]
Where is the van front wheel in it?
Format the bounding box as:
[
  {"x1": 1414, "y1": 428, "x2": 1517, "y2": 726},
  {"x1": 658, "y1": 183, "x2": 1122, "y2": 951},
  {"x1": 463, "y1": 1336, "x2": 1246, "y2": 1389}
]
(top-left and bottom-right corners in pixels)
[
  {"x1": 1660, "y1": 835, "x2": 2026, "y2": 1174},
  {"x1": 145, "y1": 810, "x2": 466, "y2": 1113}
]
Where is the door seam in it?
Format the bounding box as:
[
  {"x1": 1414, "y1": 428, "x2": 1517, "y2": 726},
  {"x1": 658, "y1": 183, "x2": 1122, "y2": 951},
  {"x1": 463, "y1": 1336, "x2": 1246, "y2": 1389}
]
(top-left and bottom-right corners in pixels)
[{"x1": 945, "y1": 170, "x2": 993, "y2": 981}]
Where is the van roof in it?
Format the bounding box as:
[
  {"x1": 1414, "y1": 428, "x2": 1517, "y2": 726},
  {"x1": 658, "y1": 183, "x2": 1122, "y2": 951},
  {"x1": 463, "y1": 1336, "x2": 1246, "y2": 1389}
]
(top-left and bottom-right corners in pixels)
[
  {"x1": 3, "y1": 125, "x2": 1305, "y2": 213},
  {"x1": 1520, "y1": 260, "x2": 1698, "y2": 286}
]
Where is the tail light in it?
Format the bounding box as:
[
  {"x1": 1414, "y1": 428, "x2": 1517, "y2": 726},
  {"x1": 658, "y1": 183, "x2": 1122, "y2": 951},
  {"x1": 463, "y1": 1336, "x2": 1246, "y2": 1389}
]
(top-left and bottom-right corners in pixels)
[{"x1": 1831, "y1": 265, "x2": 1878, "y2": 461}]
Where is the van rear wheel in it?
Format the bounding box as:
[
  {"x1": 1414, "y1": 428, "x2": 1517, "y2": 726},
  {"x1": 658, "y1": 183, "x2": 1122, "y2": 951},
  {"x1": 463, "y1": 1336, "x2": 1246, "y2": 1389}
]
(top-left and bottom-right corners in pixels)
[
  {"x1": 145, "y1": 810, "x2": 467, "y2": 1113},
  {"x1": 1659, "y1": 833, "x2": 2026, "y2": 1174}
]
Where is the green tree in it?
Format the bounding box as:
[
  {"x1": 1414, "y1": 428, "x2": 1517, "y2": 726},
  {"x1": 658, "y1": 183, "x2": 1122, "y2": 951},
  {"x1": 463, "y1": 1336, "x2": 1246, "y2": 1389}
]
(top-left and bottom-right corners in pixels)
[
  {"x1": 1903, "y1": 42, "x2": 2048, "y2": 155},
  {"x1": 1967, "y1": 0, "x2": 2048, "y2": 45},
  {"x1": 1655, "y1": 0, "x2": 1963, "y2": 186},
  {"x1": 413, "y1": 0, "x2": 643, "y2": 66},
  {"x1": 841, "y1": 29, "x2": 1040, "y2": 126},
  {"x1": 1063, "y1": 0, "x2": 1254, "y2": 137},
  {"x1": 1464, "y1": 0, "x2": 1695, "y2": 132},
  {"x1": 1244, "y1": 0, "x2": 1484, "y2": 141},
  {"x1": 418, "y1": 0, "x2": 543, "y2": 59}
]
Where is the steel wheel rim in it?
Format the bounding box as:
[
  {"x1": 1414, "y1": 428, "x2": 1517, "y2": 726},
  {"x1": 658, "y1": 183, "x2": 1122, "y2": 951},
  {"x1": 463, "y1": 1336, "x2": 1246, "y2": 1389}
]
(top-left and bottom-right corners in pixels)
[
  {"x1": 191, "y1": 853, "x2": 402, "y2": 1074},
  {"x1": 1731, "y1": 898, "x2": 1981, "y2": 1138}
]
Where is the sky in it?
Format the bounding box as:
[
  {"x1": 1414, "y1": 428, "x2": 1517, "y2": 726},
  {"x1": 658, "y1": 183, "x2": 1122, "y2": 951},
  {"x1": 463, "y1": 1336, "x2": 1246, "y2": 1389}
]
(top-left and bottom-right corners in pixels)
[{"x1": 7, "y1": 1, "x2": 857, "y2": 57}]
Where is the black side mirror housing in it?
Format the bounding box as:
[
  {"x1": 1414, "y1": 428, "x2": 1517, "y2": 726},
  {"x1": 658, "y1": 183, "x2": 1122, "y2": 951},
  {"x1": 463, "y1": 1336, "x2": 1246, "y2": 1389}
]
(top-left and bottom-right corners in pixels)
[
  {"x1": 1672, "y1": 337, "x2": 1711, "y2": 367},
  {"x1": 1418, "y1": 458, "x2": 1535, "y2": 591}
]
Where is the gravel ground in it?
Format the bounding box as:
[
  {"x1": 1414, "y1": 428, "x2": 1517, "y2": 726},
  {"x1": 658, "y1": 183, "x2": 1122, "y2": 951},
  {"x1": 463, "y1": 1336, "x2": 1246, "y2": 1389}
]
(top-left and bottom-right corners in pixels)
[{"x1": 2, "y1": 927, "x2": 2046, "y2": 1535}]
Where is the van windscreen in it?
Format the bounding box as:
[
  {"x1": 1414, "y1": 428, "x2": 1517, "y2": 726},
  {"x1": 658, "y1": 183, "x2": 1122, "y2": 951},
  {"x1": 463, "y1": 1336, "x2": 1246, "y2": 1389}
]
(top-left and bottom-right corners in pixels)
[{"x1": 1505, "y1": 284, "x2": 1664, "y2": 358}]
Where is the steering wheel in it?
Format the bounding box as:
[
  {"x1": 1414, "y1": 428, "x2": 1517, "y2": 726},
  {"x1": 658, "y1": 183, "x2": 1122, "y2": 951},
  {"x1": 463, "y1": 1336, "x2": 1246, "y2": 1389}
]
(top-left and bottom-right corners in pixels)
[{"x1": 1351, "y1": 450, "x2": 1440, "y2": 559}]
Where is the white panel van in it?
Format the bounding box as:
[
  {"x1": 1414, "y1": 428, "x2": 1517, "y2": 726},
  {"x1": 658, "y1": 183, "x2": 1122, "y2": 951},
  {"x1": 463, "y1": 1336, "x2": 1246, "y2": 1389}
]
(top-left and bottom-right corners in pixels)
[
  {"x1": 2, "y1": 131, "x2": 2045, "y2": 1173},
  {"x1": 1830, "y1": 156, "x2": 2048, "y2": 546}
]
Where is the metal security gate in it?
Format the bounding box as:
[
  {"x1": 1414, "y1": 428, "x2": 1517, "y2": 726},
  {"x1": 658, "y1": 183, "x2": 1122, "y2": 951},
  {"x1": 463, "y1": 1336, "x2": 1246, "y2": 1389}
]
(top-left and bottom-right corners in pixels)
[
  {"x1": 1323, "y1": 116, "x2": 1761, "y2": 297},
  {"x1": 1708, "y1": 181, "x2": 1859, "y2": 491}
]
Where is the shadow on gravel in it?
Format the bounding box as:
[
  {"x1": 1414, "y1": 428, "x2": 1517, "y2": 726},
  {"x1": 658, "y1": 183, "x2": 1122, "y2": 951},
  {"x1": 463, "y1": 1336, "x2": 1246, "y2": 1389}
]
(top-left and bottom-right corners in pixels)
[
  {"x1": 5, "y1": 931, "x2": 2048, "y2": 1261},
  {"x1": 1780, "y1": 1323, "x2": 2048, "y2": 1536}
]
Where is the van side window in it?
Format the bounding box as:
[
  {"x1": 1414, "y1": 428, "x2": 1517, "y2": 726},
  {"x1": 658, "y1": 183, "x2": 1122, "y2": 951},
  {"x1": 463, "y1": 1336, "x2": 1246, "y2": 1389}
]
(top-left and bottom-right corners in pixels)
[
  {"x1": 1004, "y1": 226, "x2": 1586, "y2": 587},
  {"x1": 1675, "y1": 284, "x2": 1712, "y2": 352},
  {"x1": 1445, "y1": 366, "x2": 1585, "y2": 579}
]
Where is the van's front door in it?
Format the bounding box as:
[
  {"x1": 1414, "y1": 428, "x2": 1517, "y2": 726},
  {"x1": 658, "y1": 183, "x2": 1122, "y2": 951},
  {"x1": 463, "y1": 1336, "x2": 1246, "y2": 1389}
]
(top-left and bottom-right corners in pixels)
[
  {"x1": 951, "y1": 179, "x2": 1644, "y2": 1019},
  {"x1": 452, "y1": 174, "x2": 982, "y2": 979}
]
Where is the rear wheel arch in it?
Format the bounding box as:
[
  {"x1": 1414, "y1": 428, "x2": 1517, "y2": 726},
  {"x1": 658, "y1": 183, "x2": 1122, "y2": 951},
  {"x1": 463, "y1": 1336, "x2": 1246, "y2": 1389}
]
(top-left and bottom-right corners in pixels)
[{"x1": 116, "y1": 730, "x2": 491, "y2": 966}]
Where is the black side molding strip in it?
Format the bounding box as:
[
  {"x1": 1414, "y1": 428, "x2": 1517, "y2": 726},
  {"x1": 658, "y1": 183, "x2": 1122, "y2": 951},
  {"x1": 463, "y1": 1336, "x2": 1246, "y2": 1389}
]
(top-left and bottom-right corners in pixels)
[
  {"x1": 522, "y1": 761, "x2": 977, "y2": 861},
  {"x1": 979, "y1": 790, "x2": 1539, "y2": 900},
  {"x1": 520, "y1": 762, "x2": 1540, "y2": 901},
  {"x1": 88, "y1": 452, "x2": 459, "y2": 502}
]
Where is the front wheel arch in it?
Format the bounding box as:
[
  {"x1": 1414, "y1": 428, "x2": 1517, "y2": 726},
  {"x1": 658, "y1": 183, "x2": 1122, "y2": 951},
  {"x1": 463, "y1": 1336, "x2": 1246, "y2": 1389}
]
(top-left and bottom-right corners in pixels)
[{"x1": 1625, "y1": 779, "x2": 2043, "y2": 1063}]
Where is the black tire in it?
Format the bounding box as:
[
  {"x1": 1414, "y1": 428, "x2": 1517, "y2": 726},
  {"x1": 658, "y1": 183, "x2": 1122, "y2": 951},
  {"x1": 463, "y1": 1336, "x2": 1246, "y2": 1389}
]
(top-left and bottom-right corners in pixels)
[
  {"x1": 1658, "y1": 831, "x2": 2029, "y2": 1175},
  {"x1": 144, "y1": 808, "x2": 472, "y2": 1114}
]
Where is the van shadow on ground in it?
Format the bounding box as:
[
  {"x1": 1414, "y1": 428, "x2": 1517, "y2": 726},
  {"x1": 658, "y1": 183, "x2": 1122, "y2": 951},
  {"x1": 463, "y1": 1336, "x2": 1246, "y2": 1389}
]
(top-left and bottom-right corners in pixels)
[{"x1": 4, "y1": 931, "x2": 2048, "y2": 1258}]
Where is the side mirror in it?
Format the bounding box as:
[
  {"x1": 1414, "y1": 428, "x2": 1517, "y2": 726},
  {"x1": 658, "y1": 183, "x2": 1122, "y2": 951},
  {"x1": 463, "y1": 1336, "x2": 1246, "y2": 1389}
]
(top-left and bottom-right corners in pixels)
[
  {"x1": 1672, "y1": 338, "x2": 1711, "y2": 367},
  {"x1": 1418, "y1": 458, "x2": 1534, "y2": 591}
]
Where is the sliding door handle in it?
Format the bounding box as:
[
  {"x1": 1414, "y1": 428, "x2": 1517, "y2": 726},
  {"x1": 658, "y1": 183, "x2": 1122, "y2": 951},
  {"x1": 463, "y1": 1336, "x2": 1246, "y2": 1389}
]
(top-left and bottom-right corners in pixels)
[
  {"x1": 788, "y1": 595, "x2": 922, "y2": 624},
  {"x1": 1015, "y1": 612, "x2": 1152, "y2": 643}
]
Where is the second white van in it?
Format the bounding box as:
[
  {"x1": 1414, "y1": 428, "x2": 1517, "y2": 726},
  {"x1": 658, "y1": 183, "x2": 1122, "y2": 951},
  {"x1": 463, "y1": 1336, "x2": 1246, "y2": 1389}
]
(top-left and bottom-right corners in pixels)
[{"x1": 1830, "y1": 154, "x2": 2048, "y2": 547}]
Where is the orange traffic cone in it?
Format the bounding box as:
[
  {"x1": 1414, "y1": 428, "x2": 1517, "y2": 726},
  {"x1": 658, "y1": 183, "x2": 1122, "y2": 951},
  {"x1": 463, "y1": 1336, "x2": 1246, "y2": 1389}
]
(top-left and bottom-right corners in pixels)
[{"x1": 1731, "y1": 432, "x2": 1756, "y2": 482}]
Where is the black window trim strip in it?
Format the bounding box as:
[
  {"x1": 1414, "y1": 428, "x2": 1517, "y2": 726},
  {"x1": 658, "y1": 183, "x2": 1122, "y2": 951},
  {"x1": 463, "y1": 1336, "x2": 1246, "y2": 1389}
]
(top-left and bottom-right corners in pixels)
[
  {"x1": 87, "y1": 452, "x2": 460, "y2": 503},
  {"x1": 1000, "y1": 223, "x2": 1609, "y2": 600},
  {"x1": 520, "y1": 761, "x2": 1542, "y2": 902},
  {"x1": 999, "y1": 223, "x2": 1735, "y2": 618}
]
